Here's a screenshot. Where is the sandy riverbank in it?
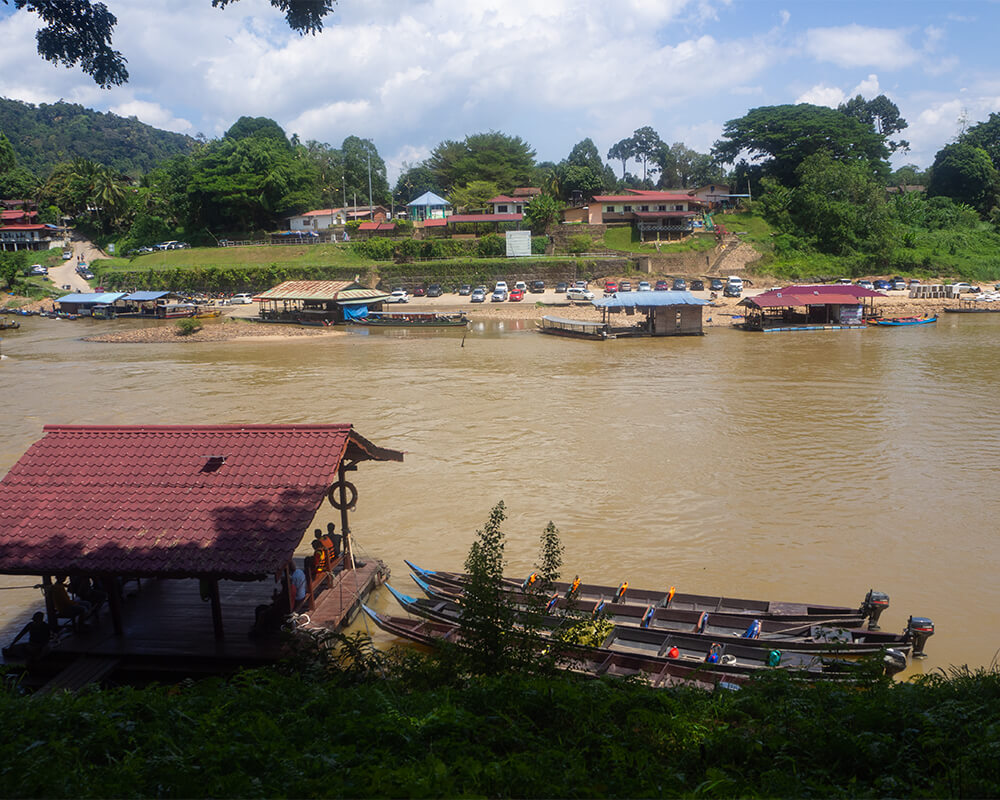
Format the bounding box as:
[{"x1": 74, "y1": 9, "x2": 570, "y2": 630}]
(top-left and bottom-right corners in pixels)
[{"x1": 81, "y1": 318, "x2": 348, "y2": 344}]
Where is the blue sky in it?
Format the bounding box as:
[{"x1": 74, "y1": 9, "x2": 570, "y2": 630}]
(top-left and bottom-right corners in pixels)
[{"x1": 0, "y1": 0, "x2": 997, "y2": 183}]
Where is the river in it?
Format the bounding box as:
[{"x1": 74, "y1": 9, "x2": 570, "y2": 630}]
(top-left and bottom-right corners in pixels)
[{"x1": 2, "y1": 313, "x2": 998, "y2": 676}]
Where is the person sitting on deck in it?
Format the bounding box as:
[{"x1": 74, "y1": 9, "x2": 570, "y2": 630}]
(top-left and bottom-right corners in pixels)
[
  {"x1": 69, "y1": 575, "x2": 107, "y2": 615},
  {"x1": 2, "y1": 611, "x2": 51, "y2": 661},
  {"x1": 49, "y1": 575, "x2": 91, "y2": 630}
]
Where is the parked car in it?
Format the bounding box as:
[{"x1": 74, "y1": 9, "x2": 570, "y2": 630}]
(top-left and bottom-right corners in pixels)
[
  {"x1": 458, "y1": 284, "x2": 472, "y2": 296},
  {"x1": 890, "y1": 280, "x2": 907, "y2": 291},
  {"x1": 709, "y1": 278, "x2": 724, "y2": 291},
  {"x1": 604, "y1": 280, "x2": 618, "y2": 294},
  {"x1": 573, "y1": 279, "x2": 588, "y2": 290},
  {"x1": 690, "y1": 279, "x2": 704, "y2": 291},
  {"x1": 29, "y1": 264, "x2": 47, "y2": 275},
  {"x1": 80, "y1": 270, "x2": 95, "y2": 280},
  {"x1": 426, "y1": 284, "x2": 443, "y2": 297},
  {"x1": 494, "y1": 281, "x2": 509, "y2": 293},
  {"x1": 555, "y1": 281, "x2": 569, "y2": 293},
  {"x1": 509, "y1": 288, "x2": 524, "y2": 301},
  {"x1": 413, "y1": 286, "x2": 426, "y2": 297},
  {"x1": 231, "y1": 293, "x2": 255, "y2": 304},
  {"x1": 491, "y1": 289, "x2": 508, "y2": 302},
  {"x1": 386, "y1": 289, "x2": 409, "y2": 303},
  {"x1": 618, "y1": 280, "x2": 632, "y2": 292},
  {"x1": 154, "y1": 241, "x2": 178, "y2": 250},
  {"x1": 513, "y1": 280, "x2": 528, "y2": 294},
  {"x1": 872, "y1": 279, "x2": 891, "y2": 290},
  {"x1": 637, "y1": 280, "x2": 652, "y2": 291},
  {"x1": 857, "y1": 280, "x2": 874, "y2": 290},
  {"x1": 654, "y1": 279, "x2": 670, "y2": 291},
  {"x1": 836, "y1": 277, "x2": 852, "y2": 285},
  {"x1": 723, "y1": 284, "x2": 742, "y2": 298},
  {"x1": 530, "y1": 280, "x2": 545, "y2": 293},
  {"x1": 672, "y1": 278, "x2": 686, "y2": 291},
  {"x1": 950, "y1": 282, "x2": 977, "y2": 293},
  {"x1": 61, "y1": 249, "x2": 72, "y2": 260},
  {"x1": 470, "y1": 288, "x2": 486, "y2": 303},
  {"x1": 566, "y1": 286, "x2": 594, "y2": 301}
]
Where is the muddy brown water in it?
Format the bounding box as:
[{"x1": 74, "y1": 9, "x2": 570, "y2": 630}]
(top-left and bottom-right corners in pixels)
[{"x1": 1, "y1": 313, "x2": 999, "y2": 677}]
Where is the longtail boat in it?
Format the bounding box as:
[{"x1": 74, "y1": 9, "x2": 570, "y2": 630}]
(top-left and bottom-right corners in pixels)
[
  {"x1": 362, "y1": 605, "x2": 742, "y2": 691},
  {"x1": 374, "y1": 590, "x2": 908, "y2": 679},
  {"x1": 404, "y1": 560, "x2": 888, "y2": 628},
  {"x1": 408, "y1": 574, "x2": 932, "y2": 657},
  {"x1": 867, "y1": 316, "x2": 938, "y2": 327},
  {"x1": 350, "y1": 311, "x2": 469, "y2": 327}
]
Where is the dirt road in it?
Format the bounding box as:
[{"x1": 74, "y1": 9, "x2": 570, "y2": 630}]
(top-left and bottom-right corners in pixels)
[{"x1": 46, "y1": 234, "x2": 109, "y2": 293}]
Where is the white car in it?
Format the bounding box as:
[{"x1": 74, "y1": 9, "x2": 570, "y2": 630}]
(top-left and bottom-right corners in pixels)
[
  {"x1": 950, "y1": 282, "x2": 976, "y2": 294},
  {"x1": 513, "y1": 280, "x2": 528, "y2": 294},
  {"x1": 494, "y1": 281, "x2": 508, "y2": 293},
  {"x1": 29, "y1": 264, "x2": 47, "y2": 275},
  {"x1": 491, "y1": 289, "x2": 508, "y2": 302},
  {"x1": 231, "y1": 293, "x2": 255, "y2": 304},
  {"x1": 566, "y1": 286, "x2": 594, "y2": 302},
  {"x1": 637, "y1": 281, "x2": 652, "y2": 291},
  {"x1": 386, "y1": 289, "x2": 409, "y2": 303}
]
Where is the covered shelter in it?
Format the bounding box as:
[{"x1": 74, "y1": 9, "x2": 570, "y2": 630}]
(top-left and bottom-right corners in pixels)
[
  {"x1": 593, "y1": 291, "x2": 709, "y2": 337},
  {"x1": 55, "y1": 292, "x2": 127, "y2": 315},
  {"x1": 253, "y1": 280, "x2": 391, "y2": 324},
  {"x1": 738, "y1": 285, "x2": 886, "y2": 332},
  {"x1": 407, "y1": 191, "x2": 450, "y2": 222},
  {"x1": 0, "y1": 424, "x2": 403, "y2": 680},
  {"x1": 114, "y1": 291, "x2": 184, "y2": 316}
]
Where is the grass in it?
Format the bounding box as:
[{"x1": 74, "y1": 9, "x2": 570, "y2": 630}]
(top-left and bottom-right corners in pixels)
[
  {"x1": 93, "y1": 243, "x2": 370, "y2": 273},
  {"x1": 602, "y1": 225, "x2": 717, "y2": 254}
]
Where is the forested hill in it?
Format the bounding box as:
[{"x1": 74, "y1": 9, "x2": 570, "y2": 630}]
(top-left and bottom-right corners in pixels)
[{"x1": 0, "y1": 97, "x2": 196, "y2": 177}]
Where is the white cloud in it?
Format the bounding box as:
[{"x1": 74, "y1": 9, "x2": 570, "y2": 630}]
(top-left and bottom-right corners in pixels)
[
  {"x1": 779, "y1": 9, "x2": 790, "y2": 26},
  {"x1": 109, "y1": 101, "x2": 193, "y2": 133},
  {"x1": 803, "y1": 25, "x2": 919, "y2": 69},
  {"x1": 852, "y1": 74, "x2": 881, "y2": 97},
  {"x1": 795, "y1": 85, "x2": 846, "y2": 107}
]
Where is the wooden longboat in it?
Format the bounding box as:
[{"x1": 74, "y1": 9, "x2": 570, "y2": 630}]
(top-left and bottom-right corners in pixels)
[
  {"x1": 536, "y1": 315, "x2": 611, "y2": 340},
  {"x1": 362, "y1": 604, "x2": 742, "y2": 691},
  {"x1": 350, "y1": 311, "x2": 469, "y2": 328},
  {"x1": 867, "y1": 316, "x2": 937, "y2": 327},
  {"x1": 409, "y1": 575, "x2": 922, "y2": 656},
  {"x1": 404, "y1": 560, "x2": 885, "y2": 626},
  {"x1": 155, "y1": 303, "x2": 197, "y2": 319},
  {"x1": 384, "y1": 583, "x2": 910, "y2": 674},
  {"x1": 0, "y1": 319, "x2": 20, "y2": 330}
]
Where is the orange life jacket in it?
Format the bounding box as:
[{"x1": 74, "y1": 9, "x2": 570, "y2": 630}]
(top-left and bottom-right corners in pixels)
[{"x1": 313, "y1": 548, "x2": 330, "y2": 573}]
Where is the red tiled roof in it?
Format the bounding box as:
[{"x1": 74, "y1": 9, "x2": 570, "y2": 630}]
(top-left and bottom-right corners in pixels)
[
  {"x1": 358, "y1": 222, "x2": 397, "y2": 231},
  {"x1": 512, "y1": 187, "x2": 541, "y2": 196},
  {"x1": 1, "y1": 210, "x2": 36, "y2": 220},
  {"x1": 0, "y1": 425, "x2": 402, "y2": 579},
  {"x1": 422, "y1": 218, "x2": 448, "y2": 227},
  {"x1": 632, "y1": 210, "x2": 698, "y2": 218},
  {"x1": 592, "y1": 192, "x2": 704, "y2": 204},
  {"x1": 488, "y1": 195, "x2": 518, "y2": 204},
  {"x1": 448, "y1": 214, "x2": 523, "y2": 223},
  {"x1": 744, "y1": 285, "x2": 886, "y2": 309},
  {"x1": 0, "y1": 224, "x2": 48, "y2": 230}
]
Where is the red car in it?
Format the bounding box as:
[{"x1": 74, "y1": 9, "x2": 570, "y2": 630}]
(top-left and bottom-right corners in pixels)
[
  {"x1": 509, "y1": 288, "x2": 524, "y2": 301},
  {"x1": 412, "y1": 286, "x2": 426, "y2": 297},
  {"x1": 604, "y1": 281, "x2": 618, "y2": 294},
  {"x1": 654, "y1": 280, "x2": 670, "y2": 291}
]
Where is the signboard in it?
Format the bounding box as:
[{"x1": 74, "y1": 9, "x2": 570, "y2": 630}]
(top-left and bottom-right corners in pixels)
[
  {"x1": 107, "y1": 243, "x2": 115, "y2": 254},
  {"x1": 505, "y1": 230, "x2": 531, "y2": 258}
]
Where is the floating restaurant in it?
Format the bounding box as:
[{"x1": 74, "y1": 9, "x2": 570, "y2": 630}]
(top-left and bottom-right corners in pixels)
[
  {"x1": 254, "y1": 280, "x2": 391, "y2": 325},
  {"x1": 738, "y1": 285, "x2": 886, "y2": 332},
  {"x1": 539, "y1": 291, "x2": 709, "y2": 340},
  {"x1": 0, "y1": 424, "x2": 402, "y2": 690}
]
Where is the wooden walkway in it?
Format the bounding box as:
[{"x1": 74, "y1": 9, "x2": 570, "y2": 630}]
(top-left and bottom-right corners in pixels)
[{"x1": 19, "y1": 562, "x2": 388, "y2": 690}]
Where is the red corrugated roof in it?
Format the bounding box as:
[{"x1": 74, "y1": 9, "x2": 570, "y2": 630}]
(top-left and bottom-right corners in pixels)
[
  {"x1": 358, "y1": 222, "x2": 378, "y2": 230},
  {"x1": 632, "y1": 210, "x2": 697, "y2": 218},
  {"x1": 1, "y1": 210, "x2": 36, "y2": 220},
  {"x1": 448, "y1": 214, "x2": 523, "y2": 223},
  {"x1": 422, "y1": 218, "x2": 448, "y2": 227},
  {"x1": 592, "y1": 191, "x2": 704, "y2": 203},
  {"x1": 745, "y1": 285, "x2": 886, "y2": 309},
  {"x1": 0, "y1": 224, "x2": 47, "y2": 230},
  {"x1": 488, "y1": 195, "x2": 518, "y2": 204},
  {"x1": 0, "y1": 425, "x2": 402, "y2": 579}
]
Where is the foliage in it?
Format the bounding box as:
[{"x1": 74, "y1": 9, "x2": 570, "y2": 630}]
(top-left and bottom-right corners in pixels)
[
  {"x1": 393, "y1": 161, "x2": 437, "y2": 204},
  {"x1": 340, "y1": 135, "x2": 390, "y2": 207},
  {"x1": 535, "y1": 521, "x2": 563, "y2": 591},
  {"x1": 607, "y1": 136, "x2": 636, "y2": 179},
  {"x1": 657, "y1": 142, "x2": 725, "y2": 189},
  {"x1": 447, "y1": 180, "x2": 500, "y2": 213},
  {"x1": 567, "y1": 233, "x2": 593, "y2": 254},
  {"x1": 0, "y1": 97, "x2": 194, "y2": 177},
  {"x1": 459, "y1": 501, "x2": 520, "y2": 675},
  {"x1": 174, "y1": 318, "x2": 202, "y2": 336},
  {"x1": 838, "y1": 93, "x2": 910, "y2": 154},
  {"x1": 523, "y1": 193, "x2": 560, "y2": 234},
  {"x1": 474, "y1": 233, "x2": 505, "y2": 258},
  {"x1": 713, "y1": 103, "x2": 890, "y2": 186},
  {"x1": 0, "y1": 251, "x2": 28, "y2": 290},
  {"x1": 889, "y1": 163, "x2": 929, "y2": 187},
  {"x1": 426, "y1": 131, "x2": 536, "y2": 194},
  {"x1": 960, "y1": 111, "x2": 1000, "y2": 170},
  {"x1": 926, "y1": 142, "x2": 999, "y2": 216}
]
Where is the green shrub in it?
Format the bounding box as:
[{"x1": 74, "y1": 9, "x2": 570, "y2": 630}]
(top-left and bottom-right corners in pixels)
[
  {"x1": 175, "y1": 318, "x2": 202, "y2": 336},
  {"x1": 567, "y1": 234, "x2": 592, "y2": 254}
]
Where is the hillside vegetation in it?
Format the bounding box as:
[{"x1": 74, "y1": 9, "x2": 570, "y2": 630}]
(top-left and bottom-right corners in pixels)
[{"x1": 0, "y1": 98, "x2": 195, "y2": 177}]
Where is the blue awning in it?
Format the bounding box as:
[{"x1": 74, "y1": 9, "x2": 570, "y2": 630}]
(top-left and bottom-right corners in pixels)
[{"x1": 593, "y1": 291, "x2": 709, "y2": 308}]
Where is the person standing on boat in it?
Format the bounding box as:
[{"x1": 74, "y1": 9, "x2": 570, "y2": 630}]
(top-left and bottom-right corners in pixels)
[{"x1": 326, "y1": 522, "x2": 342, "y2": 558}]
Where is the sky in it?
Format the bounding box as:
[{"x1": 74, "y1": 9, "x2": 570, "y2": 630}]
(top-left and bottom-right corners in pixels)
[{"x1": 0, "y1": 0, "x2": 998, "y2": 184}]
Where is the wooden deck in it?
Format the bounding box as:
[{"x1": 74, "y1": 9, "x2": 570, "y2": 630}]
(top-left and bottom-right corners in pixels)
[{"x1": 11, "y1": 562, "x2": 388, "y2": 688}]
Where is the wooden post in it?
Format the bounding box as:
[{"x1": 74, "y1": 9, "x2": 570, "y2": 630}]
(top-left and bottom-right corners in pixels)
[
  {"x1": 209, "y1": 578, "x2": 224, "y2": 640},
  {"x1": 338, "y1": 464, "x2": 353, "y2": 569}
]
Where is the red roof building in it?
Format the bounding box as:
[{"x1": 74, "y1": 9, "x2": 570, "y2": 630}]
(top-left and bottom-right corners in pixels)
[
  {"x1": 0, "y1": 424, "x2": 402, "y2": 581},
  {"x1": 587, "y1": 189, "x2": 706, "y2": 230},
  {"x1": 739, "y1": 285, "x2": 886, "y2": 331}
]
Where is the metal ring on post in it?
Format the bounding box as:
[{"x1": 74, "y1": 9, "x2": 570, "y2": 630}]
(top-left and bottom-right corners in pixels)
[{"x1": 328, "y1": 480, "x2": 357, "y2": 510}]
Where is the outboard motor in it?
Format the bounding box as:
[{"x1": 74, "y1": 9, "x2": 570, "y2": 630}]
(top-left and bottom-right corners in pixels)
[
  {"x1": 905, "y1": 616, "x2": 935, "y2": 659},
  {"x1": 861, "y1": 589, "x2": 890, "y2": 630},
  {"x1": 883, "y1": 648, "x2": 908, "y2": 677}
]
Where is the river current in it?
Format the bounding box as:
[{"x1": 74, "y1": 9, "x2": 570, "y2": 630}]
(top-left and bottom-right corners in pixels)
[{"x1": 1, "y1": 313, "x2": 999, "y2": 675}]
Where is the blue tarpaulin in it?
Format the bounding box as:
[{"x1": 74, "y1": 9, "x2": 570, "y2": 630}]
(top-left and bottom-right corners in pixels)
[{"x1": 343, "y1": 305, "x2": 368, "y2": 320}]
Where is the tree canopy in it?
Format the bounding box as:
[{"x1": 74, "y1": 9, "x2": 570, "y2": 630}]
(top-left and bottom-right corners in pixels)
[
  {"x1": 426, "y1": 131, "x2": 536, "y2": 194},
  {"x1": 926, "y1": 142, "x2": 999, "y2": 216},
  {"x1": 713, "y1": 104, "x2": 890, "y2": 187},
  {"x1": 838, "y1": 94, "x2": 909, "y2": 155},
  {"x1": 960, "y1": 112, "x2": 1000, "y2": 171},
  {"x1": 5, "y1": 0, "x2": 339, "y2": 87}
]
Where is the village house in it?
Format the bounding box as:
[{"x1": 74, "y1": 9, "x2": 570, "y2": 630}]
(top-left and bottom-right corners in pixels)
[
  {"x1": 406, "y1": 191, "x2": 450, "y2": 222},
  {"x1": 587, "y1": 189, "x2": 707, "y2": 241},
  {"x1": 286, "y1": 205, "x2": 389, "y2": 232}
]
